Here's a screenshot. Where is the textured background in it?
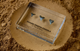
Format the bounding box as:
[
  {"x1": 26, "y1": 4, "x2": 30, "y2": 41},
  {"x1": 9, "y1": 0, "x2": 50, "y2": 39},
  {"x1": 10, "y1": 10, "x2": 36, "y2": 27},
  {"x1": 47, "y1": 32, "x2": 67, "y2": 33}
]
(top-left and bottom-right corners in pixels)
[{"x1": 0, "y1": 0, "x2": 80, "y2": 51}]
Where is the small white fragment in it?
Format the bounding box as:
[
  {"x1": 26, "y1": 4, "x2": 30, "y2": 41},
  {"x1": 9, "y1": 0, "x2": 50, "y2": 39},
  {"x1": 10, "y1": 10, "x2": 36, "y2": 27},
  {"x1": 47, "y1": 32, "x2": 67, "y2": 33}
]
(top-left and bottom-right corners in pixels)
[{"x1": 1, "y1": 23, "x2": 6, "y2": 27}]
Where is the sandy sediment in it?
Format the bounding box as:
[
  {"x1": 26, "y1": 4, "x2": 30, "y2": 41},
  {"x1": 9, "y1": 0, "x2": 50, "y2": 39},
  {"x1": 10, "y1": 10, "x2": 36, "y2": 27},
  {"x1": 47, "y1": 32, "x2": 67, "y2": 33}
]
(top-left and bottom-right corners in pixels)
[{"x1": 0, "y1": 0, "x2": 80, "y2": 51}]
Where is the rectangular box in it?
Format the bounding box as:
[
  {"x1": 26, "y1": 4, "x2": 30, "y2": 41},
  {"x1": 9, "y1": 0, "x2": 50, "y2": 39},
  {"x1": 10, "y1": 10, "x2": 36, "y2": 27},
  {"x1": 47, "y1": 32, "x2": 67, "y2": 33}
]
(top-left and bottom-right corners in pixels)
[{"x1": 16, "y1": 2, "x2": 66, "y2": 44}]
